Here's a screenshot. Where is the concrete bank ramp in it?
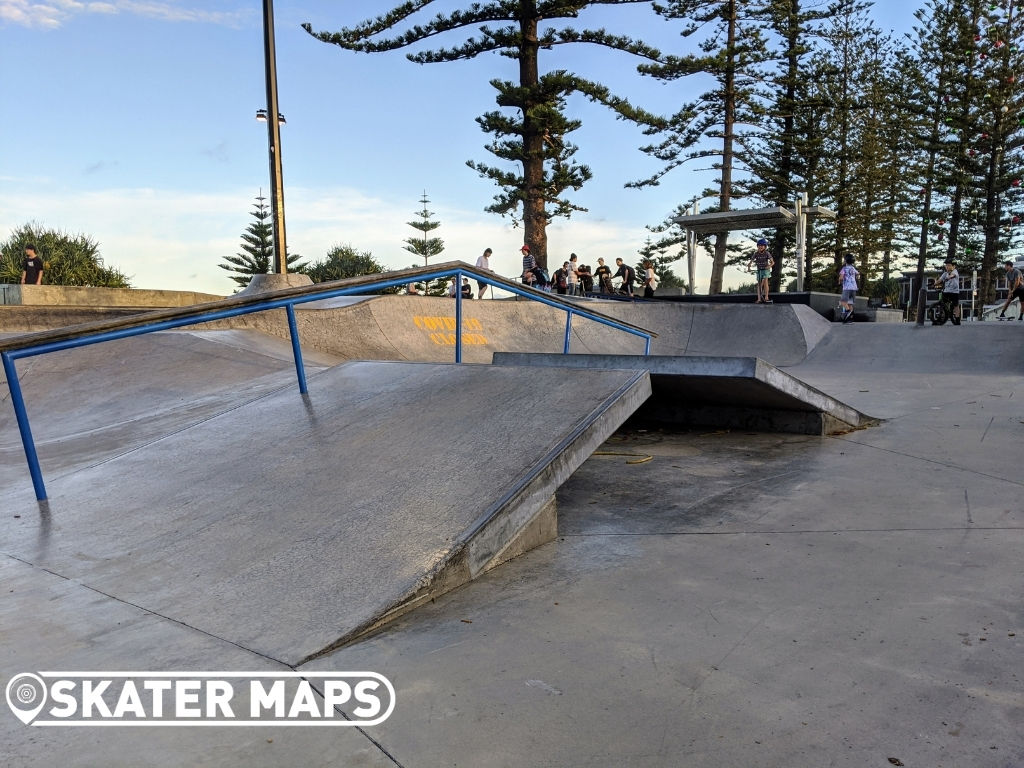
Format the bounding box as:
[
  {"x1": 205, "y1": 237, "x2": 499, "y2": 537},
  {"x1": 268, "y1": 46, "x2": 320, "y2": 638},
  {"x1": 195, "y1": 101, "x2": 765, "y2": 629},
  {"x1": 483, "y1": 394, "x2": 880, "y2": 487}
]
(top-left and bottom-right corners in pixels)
[
  {"x1": 2, "y1": 297, "x2": 833, "y2": 367},
  {"x1": 494, "y1": 353, "x2": 873, "y2": 435},
  {"x1": 0, "y1": 330, "x2": 342, "y2": 486},
  {"x1": 220, "y1": 296, "x2": 831, "y2": 367},
  {"x1": 788, "y1": 322, "x2": 1024, "y2": 375},
  {"x1": 574, "y1": 301, "x2": 832, "y2": 366},
  {"x1": 3, "y1": 361, "x2": 650, "y2": 665}
]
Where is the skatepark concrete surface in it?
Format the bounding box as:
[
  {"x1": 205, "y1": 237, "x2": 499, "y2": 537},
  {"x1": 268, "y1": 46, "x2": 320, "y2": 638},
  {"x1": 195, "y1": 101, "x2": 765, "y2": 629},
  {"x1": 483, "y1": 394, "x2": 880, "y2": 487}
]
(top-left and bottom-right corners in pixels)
[
  {"x1": 2, "y1": 359, "x2": 649, "y2": 665},
  {"x1": 2, "y1": 309, "x2": 1024, "y2": 767},
  {"x1": 493, "y1": 352, "x2": 873, "y2": 435}
]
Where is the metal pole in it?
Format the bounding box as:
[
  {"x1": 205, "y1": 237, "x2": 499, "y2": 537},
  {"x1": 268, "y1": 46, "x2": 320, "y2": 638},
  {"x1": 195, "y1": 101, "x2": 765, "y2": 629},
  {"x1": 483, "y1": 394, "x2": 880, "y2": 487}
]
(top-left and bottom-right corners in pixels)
[
  {"x1": 972, "y1": 269, "x2": 977, "y2": 321},
  {"x1": 563, "y1": 311, "x2": 573, "y2": 354},
  {"x1": 263, "y1": 0, "x2": 288, "y2": 274},
  {"x1": 285, "y1": 304, "x2": 307, "y2": 394},
  {"x1": 795, "y1": 193, "x2": 805, "y2": 292},
  {"x1": 2, "y1": 352, "x2": 46, "y2": 500},
  {"x1": 914, "y1": 286, "x2": 928, "y2": 327},
  {"x1": 644, "y1": 336, "x2": 651, "y2": 356},
  {"x1": 454, "y1": 270, "x2": 463, "y2": 363},
  {"x1": 688, "y1": 203, "x2": 698, "y2": 295}
]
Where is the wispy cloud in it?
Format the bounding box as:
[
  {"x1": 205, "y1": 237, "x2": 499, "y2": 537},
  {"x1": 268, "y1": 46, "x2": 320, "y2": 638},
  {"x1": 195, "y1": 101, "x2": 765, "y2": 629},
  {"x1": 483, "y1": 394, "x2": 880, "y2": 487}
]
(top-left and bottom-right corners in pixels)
[
  {"x1": 0, "y1": 0, "x2": 249, "y2": 28},
  {"x1": 84, "y1": 159, "x2": 118, "y2": 175}
]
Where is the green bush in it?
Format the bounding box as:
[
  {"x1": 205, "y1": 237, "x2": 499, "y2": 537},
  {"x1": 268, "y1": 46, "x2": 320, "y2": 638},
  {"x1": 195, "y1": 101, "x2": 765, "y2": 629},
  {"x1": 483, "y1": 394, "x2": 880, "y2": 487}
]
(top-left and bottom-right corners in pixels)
[
  {"x1": 304, "y1": 245, "x2": 400, "y2": 294},
  {"x1": 0, "y1": 222, "x2": 130, "y2": 287}
]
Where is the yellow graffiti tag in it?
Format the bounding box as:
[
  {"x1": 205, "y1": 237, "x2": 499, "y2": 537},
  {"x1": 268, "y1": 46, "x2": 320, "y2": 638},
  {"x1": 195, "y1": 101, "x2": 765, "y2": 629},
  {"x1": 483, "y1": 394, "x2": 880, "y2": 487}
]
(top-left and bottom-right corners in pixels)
[
  {"x1": 429, "y1": 332, "x2": 489, "y2": 346},
  {"x1": 414, "y1": 316, "x2": 488, "y2": 345},
  {"x1": 414, "y1": 316, "x2": 484, "y2": 332}
]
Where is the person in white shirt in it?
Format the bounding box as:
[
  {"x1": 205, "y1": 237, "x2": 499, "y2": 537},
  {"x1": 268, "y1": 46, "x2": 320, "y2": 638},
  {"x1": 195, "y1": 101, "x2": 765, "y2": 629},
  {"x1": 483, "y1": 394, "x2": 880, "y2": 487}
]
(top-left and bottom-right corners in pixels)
[
  {"x1": 936, "y1": 258, "x2": 961, "y2": 325},
  {"x1": 642, "y1": 260, "x2": 659, "y2": 299},
  {"x1": 567, "y1": 253, "x2": 580, "y2": 296},
  {"x1": 475, "y1": 248, "x2": 493, "y2": 298}
]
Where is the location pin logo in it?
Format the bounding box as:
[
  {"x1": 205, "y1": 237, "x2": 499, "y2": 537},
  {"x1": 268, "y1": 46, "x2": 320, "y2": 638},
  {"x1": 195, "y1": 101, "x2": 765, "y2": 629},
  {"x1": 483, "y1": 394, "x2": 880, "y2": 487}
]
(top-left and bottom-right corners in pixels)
[{"x1": 6, "y1": 673, "x2": 47, "y2": 725}]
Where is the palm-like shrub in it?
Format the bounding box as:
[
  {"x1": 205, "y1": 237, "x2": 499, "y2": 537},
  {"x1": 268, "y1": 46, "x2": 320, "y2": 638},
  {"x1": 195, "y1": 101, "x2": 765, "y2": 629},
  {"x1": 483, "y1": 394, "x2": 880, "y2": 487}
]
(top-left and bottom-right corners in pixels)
[{"x1": 0, "y1": 222, "x2": 131, "y2": 287}]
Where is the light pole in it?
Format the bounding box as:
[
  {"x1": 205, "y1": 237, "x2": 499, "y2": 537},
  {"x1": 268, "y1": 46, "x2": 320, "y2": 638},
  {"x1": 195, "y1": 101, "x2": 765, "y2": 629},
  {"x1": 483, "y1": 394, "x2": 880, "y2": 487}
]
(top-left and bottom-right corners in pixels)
[{"x1": 262, "y1": 0, "x2": 288, "y2": 274}]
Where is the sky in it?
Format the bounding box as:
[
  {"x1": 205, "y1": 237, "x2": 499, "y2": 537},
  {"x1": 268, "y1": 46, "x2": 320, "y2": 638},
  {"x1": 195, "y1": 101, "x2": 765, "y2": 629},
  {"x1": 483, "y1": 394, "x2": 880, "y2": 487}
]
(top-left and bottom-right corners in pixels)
[{"x1": 0, "y1": 1, "x2": 919, "y2": 296}]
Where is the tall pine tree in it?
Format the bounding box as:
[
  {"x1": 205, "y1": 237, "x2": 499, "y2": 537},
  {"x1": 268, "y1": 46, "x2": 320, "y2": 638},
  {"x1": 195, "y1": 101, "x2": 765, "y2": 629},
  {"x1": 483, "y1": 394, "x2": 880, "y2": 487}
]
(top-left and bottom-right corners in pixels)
[
  {"x1": 633, "y1": 0, "x2": 772, "y2": 294},
  {"x1": 219, "y1": 191, "x2": 304, "y2": 289},
  {"x1": 304, "y1": 2, "x2": 662, "y2": 269}
]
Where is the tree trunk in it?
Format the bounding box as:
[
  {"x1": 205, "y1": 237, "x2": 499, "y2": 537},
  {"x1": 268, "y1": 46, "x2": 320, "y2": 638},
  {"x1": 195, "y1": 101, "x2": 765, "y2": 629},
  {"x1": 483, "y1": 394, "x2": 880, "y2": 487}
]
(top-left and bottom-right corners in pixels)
[
  {"x1": 518, "y1": 5, "x2": 547, "y2": 269},
  {"x1": 709, "y1": 0, "x2": 738, "y2": 295},
  {"x1": 980, "y1": 134, "x2": 1003, "y2": 304},
  {"x1": 915, "y1": 115, "x2": 940, "y2": 300},
  {"x1": 770, "y1": 0, "x2": 800, "y2": 292}
]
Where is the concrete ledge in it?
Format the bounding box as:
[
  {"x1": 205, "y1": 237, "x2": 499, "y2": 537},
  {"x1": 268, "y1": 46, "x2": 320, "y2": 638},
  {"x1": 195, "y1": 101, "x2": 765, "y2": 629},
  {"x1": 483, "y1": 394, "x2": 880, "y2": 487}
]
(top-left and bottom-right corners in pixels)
[
  {"x1": 492, "y1": 352, "x2": 876, "y2": 436},
  {"x1": 0, "y1": 284, "x2": 223, "y2": 307}
]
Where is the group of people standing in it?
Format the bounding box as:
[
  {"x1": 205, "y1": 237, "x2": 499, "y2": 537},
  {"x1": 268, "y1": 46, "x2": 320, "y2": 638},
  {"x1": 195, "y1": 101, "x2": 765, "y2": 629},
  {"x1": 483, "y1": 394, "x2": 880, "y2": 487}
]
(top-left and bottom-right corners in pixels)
[{"x1": 520, "y1": 245, "x2": 659, "y2": 299}]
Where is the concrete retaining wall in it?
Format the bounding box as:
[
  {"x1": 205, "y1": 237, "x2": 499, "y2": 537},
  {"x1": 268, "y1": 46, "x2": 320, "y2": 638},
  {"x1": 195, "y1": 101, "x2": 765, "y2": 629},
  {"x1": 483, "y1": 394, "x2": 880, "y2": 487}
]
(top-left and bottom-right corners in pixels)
[{"x1": 0, "y1": 284, "x2": 223, "y2": 307}]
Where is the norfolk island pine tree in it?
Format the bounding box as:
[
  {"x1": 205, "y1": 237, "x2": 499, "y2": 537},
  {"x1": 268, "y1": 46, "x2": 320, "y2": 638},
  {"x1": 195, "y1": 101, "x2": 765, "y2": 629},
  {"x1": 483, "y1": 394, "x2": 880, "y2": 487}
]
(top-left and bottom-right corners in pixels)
[
  {"x1": 403, "y1": 191, "x2": 448, "y2": 295},
  {"x1": 303, "y1": 1, "x2": 665, "y2": 271},
  {"x1": 220, "y1": 192, "x2": 305, "y2": 290}
]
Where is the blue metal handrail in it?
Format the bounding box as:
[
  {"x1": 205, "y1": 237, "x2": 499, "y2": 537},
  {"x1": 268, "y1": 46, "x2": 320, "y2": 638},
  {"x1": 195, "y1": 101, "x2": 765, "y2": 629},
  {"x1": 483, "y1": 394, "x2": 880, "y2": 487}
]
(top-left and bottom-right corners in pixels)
[{"x1": 2, "y1": 261, "x2": 655, "y2": 501}]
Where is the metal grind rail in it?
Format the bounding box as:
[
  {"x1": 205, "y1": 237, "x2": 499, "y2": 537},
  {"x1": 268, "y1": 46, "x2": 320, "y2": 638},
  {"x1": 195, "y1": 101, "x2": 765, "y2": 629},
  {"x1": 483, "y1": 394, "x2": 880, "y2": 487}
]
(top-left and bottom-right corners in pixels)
[{"x1": 1, "y1": 260, "x2": 656, "y2": 501}]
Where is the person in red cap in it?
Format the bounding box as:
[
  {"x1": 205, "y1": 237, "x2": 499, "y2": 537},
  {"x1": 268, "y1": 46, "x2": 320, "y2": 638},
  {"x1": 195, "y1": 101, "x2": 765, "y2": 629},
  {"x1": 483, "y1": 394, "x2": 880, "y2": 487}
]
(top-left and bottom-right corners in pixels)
[{"x1": 521, "y1": 244, "x2": 537, "y2": 287}]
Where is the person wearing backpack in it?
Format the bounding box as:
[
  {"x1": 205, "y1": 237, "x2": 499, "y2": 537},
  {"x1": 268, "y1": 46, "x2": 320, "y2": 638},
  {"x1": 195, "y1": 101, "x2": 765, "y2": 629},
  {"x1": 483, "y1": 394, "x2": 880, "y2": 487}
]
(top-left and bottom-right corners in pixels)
[
  {"x1": 642, "y1": 260, "x2": 659, "y2": 299},
  {"x1": 553, "y1": 262, "x2": 570, "y2": 295}
]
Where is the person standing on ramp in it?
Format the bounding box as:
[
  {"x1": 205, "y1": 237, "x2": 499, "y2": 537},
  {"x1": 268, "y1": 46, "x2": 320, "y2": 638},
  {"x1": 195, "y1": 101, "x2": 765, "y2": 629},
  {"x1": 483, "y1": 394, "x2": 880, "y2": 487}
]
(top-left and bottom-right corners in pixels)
[
  {"x1": 837, "y1": 253, "x2": 859, "y2": 324},
  {"x1": 936, "y1": 258, "x2": 962, "y2": 326},
  {"x1": 476, "y1": 248, "x2": 493, "y2": 299},
  {"x1": 748, "y1": 239, "x2": 773, "y2": 304}
]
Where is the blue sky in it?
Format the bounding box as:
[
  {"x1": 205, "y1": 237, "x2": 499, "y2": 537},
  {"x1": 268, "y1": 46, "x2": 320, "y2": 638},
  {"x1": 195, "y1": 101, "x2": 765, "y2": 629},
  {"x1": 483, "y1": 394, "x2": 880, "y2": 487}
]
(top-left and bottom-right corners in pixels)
[{"x1": 1, "y1": 1, "x2": 918, "y2": 294}]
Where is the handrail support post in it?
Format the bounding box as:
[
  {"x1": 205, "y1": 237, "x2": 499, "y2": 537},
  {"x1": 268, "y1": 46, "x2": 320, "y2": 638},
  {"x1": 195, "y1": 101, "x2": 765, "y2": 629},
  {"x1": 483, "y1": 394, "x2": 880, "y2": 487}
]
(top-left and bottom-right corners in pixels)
[
  {"x1": 455, "y1": 270, "x2": 463, "y2": 364},
  {"x1": 285, "y1": 304, "x2": 308, "y2": 394},
  {"x1": 2, "y1": 352, "x2": 47, "y2": 500},
  {"x1": 563, "y1": 311, "x2": 573, "y2": 354}
]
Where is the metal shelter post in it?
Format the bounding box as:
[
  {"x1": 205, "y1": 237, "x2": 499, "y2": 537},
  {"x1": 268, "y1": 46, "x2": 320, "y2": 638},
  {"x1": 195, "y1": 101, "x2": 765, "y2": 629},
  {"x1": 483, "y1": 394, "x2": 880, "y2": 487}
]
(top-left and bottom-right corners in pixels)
[
  {"x1": 687, "y1": 202, "x2": 698, "y2": 295},
  {"x1": 795, "y1": 193, "x2": 806, "y2": 292}
]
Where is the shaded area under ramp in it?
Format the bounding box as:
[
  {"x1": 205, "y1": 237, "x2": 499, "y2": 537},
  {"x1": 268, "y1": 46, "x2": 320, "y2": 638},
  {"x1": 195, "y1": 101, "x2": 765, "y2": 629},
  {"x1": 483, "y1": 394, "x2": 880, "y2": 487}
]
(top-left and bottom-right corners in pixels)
[
  {"x1": 493, "y1": 353, "x2": 874, "y2": 436},
  {"x1": 2, "y1": 361, "x2": 650, "y2": 665}
]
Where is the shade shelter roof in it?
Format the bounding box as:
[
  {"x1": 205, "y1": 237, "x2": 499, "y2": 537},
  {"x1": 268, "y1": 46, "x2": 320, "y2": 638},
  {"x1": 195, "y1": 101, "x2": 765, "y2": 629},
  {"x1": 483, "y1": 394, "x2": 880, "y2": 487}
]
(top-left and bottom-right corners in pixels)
[{"x1": 671, "y1": 205, "x2": 836, "y2": 236}]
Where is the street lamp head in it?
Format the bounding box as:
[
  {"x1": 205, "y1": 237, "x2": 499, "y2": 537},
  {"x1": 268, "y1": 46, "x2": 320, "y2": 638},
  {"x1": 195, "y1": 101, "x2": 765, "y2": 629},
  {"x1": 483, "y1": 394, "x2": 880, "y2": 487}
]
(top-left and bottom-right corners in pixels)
[
  {"x1": 277, "y1": 113, "x2": 286, "y2": 125},
  {"x1": 256, "y1": 109, "x2": 268, "y2": 122}
]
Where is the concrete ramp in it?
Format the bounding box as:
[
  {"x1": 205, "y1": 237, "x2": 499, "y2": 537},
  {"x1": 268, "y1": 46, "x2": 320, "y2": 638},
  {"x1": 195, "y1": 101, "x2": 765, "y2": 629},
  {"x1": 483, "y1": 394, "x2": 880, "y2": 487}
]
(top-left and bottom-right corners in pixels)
[
  {"x1": 493, "y1": 353, "x2": 873, "y2": 435},
  {"x1": 0, "y1": 330, "x2": 342, "y2": 485},
  {"x1": 3, "y1": 296, "x2": 833, "y2": 367},
  {"x1": 2, "y1": 361, "x2": 650, "y2": 665},
  {"x1": 788, "y1": 322, "x2": 1024, "y2": 375}
]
